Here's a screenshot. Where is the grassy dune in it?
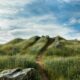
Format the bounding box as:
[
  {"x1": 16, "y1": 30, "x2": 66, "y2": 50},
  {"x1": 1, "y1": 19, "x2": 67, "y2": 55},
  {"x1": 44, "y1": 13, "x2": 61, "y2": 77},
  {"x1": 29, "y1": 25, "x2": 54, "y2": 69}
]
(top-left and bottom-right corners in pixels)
[
  {"x1": 0, "y1": 36, "x2": 80, "y2": 80},
  {"x1": 42, "y1": 56, "x2": 80, "y2": 80},
  {"x1": 0, "y1": 54, "x2": 41, "y2": 80}
]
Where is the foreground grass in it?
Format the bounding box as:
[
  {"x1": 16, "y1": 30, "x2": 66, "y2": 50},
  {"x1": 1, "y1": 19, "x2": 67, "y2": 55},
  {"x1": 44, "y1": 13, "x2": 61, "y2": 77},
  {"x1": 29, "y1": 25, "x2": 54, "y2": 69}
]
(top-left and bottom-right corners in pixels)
[
  {"x1": 43, "y1": 56, "x2": 80, "y2": 80},
  {"x1": 0, "y1": 54, "x2": 41, "y2": 80},
  {"x1": 0, "y1": 54, "x2": 36, "y2": 69}
]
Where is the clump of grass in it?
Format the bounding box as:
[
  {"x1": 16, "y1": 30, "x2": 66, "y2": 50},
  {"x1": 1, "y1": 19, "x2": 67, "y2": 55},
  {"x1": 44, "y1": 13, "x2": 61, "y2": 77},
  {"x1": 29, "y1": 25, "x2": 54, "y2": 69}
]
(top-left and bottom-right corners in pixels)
[{"x1": 43, "y1": 56, "x2": 80, "y2": 80}]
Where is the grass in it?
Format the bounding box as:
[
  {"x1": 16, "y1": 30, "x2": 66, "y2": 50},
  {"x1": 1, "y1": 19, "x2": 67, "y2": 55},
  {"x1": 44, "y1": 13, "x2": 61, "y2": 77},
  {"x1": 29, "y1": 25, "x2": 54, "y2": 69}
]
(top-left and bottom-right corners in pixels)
[
  {"x1": 0, "y1": 54, "x2": 41, "y2": 80},
  {"x1": 0, "y1": 36, "x2": 39, "y2": 55},
  {"x1": 45, "y1": 47, "x2": 80, "y2": 57},
  {"x1": 0, "y1": 36, "x2": 80, "y2": 80},
  {"x1": 0, "y1": 54, "x2": 36, "y2": 70},
  {"x1": 43, "y1": 56, "x2": 80, "y2": 80},
  {"x1": 25, "y1": 36, "x2": 49, "y2": 55},
  {"x1": 45, "y1": 40, "x2": 80, "y2": 57}
]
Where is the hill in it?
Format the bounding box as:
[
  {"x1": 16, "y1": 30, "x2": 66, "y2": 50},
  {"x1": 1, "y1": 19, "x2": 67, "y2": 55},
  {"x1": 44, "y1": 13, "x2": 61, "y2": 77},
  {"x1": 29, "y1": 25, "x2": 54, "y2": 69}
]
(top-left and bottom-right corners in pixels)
[
  {"x1": 0, "y1": 36, "x2": 80, "y2": 80},
  {"x1": 0, "y1": 36, "x2": 80, "y2": 56}
]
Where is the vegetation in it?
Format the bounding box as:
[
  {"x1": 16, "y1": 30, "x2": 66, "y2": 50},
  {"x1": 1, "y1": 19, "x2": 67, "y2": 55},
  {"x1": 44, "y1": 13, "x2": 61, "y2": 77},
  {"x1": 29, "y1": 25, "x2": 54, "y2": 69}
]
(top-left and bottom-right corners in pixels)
[
  {"x1": 0, "y1": 36, "x2": 80, "y2": 80},
  {"x1": 43, "y1": 56, "x2": 80, "y2": 80},
  {"x1": 0, "y1": 54, "x2": 41, "y2": 80},
  {"x1": 45, "y1": 40, "x2": 80, "y2": 57}
]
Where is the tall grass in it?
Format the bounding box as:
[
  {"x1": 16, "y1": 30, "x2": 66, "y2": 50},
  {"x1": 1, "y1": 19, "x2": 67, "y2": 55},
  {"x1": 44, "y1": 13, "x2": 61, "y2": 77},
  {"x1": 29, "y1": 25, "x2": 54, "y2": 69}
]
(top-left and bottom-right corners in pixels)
[
  {"x1": 43, "y1": 56, "x2": 80, "y2": 80},
  {"x1": 0, "y1": 54, "x2": 41, "y2": 80},
  {"x1": 0, "y1": 54, "x2": 37, "y2": 69},
  {"x1": 46, "y1": 46, "x2": 80, "y2": 57}
]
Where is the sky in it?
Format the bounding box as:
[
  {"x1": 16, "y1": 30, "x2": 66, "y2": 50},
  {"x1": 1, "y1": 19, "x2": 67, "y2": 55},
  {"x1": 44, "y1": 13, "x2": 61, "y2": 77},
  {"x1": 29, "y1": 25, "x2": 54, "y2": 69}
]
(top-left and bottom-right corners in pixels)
[{"x1": 0, "y1": 0, "x2": 80, "y2": 43}]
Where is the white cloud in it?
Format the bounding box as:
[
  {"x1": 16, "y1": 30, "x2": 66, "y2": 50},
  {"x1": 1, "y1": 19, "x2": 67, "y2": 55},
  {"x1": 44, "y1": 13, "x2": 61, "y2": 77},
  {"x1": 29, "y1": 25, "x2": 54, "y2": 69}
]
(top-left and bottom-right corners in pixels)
[
  {"x1": 0, "y1": 14, "x2": 57, "y2": 43},
  {"x1": 0, "y1": 0, "x2": 34, "y2": 16},
  {"x1": 0, "y1": 14, "x2": 56, "y2": 30},
  {"x1": 58, "y1": 0, "x2": 70, "y2": 3},
  {"x1": 58, "y1": 0, "x2": 80, "y2": 3},
  {"x1": 0, "y1": 8, "x2": 18, "y2": 15},
  {"x1": 69, "y1": 17, "x2": 80, "y2": 25},
  {"x1": 0, "y1": 0, "x2": 33, "y2": 7},
  {"x1": 0, "y1": 14, "x2": 77, "y2": 44},
  {"x1": 0, "y1": 31, "x2": 14, "y2": 44},
  {"x1": 0, "y1": 0, "x2": 79, "y2": 44}
]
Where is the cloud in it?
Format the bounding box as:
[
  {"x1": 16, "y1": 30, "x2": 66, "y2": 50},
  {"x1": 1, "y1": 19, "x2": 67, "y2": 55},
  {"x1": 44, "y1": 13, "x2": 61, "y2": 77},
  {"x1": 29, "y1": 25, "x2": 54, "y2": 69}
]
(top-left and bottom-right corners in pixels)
[
  {"x1": 69, "y1": 17, "x2": 80, "y2": 25},
  {"x1": 0, "y1": 0, "x2": 80, "y2": 43},
  {"x1": 58, "y1": 0, "x2": 80, "y2": 3},
  {"x1": 0, "y1": 14, "x2": 56, "y2": 30},
  {"x1": 0, "y1": 14, "x2": 77, "y2": 44},
  {"x1": 0, "y1": 31, "x2": 14, "y2": 44},
  {"x1": 58, "y1": 0, "x2": 70, "y2": 3},
  {"x1": 0, "y1": 0, "x2": 34, "y2": 18},
  {"x1": 0, "y1": 0, "x2": 33, "y2": 6}
]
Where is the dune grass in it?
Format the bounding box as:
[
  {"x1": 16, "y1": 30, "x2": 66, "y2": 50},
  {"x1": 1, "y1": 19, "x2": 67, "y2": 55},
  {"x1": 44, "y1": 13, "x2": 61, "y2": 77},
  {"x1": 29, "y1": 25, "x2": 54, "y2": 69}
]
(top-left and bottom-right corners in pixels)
[
  {"x1": 0, "y1": 54, "x2": 36, "y2": 70},
  {"x1": 45, "y1": 40, "x2": 80, "y2": 57},
  {"x1": 0, "y1": 54, "x2": 41, "y2": 80},
  {"x1": 43, "y1": 56, "x2": 80, "y2": 80},
  {"x1": 0, "y1": 36, "x2": 80, "y2": 80},
  {"x1": 24, "y1": 36, "x2": 49, "y2": 55}
]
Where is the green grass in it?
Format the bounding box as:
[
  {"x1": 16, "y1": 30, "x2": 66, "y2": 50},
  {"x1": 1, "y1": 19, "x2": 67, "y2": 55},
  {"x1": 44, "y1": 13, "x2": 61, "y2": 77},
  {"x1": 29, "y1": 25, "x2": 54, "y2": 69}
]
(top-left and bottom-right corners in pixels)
[
  {"x1": 0, "y1": 54, "x2": 36, "y2": 70},
  {"x1": 25, "y1": 36, "x2": 49, "y2": 55},
  {"x1": 43, "y1": 56, "x2": 80, "y2": 80},
  {"x1": 0, "y1": 36, "x2": 80, "y2": 80},
  {"x1": 0, "y1": 36, "x2": 40, "y2": 55},
  {"x1": 6, "y1": 38, "x2": 24, "y2": 44},
  {"x1": 0, "y1": 54, "x2": 41, "y2": 80},
  {"x1": 45, "y1": 40, "x2": 80, "y2": 57}
]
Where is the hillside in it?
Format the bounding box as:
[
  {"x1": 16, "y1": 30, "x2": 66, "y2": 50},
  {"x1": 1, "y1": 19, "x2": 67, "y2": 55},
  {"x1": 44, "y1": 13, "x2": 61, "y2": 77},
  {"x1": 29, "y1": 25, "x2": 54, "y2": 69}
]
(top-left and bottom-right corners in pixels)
[
  {"x1": 0, "y1": 36, "x2": 80, "y2": 56},
  {"x1": 0, "y1": 36, "x2": 80, "y2": 80}
]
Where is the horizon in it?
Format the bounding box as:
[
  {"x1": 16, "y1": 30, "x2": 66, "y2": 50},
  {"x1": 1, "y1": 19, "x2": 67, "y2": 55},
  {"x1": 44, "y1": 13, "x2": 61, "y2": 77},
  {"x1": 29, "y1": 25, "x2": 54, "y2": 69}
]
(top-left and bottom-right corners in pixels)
[{"x1": 0, "y1": 0, "x2": 80, "y2": 43}]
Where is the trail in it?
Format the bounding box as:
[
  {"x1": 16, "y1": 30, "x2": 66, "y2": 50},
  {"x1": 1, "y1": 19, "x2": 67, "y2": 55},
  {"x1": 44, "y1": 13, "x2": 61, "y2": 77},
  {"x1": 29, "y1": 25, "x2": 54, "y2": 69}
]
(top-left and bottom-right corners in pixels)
[
  {"x1": 35, "y1": 38, "x2": 53, "y2": 80},
  {"x1": 36, "y1": 54, "x2": 49, "y2": 80}
]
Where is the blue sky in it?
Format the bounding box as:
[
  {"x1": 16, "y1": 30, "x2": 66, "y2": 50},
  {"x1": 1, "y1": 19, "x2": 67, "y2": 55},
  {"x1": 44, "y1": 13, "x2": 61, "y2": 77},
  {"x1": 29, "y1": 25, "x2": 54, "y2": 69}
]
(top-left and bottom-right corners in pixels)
[{"x1": 0, "y1": 0, "x2": 80, "y2": 43}]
